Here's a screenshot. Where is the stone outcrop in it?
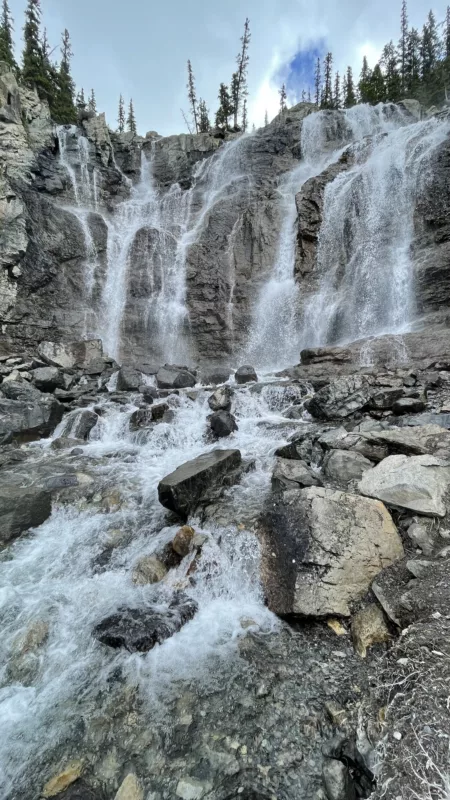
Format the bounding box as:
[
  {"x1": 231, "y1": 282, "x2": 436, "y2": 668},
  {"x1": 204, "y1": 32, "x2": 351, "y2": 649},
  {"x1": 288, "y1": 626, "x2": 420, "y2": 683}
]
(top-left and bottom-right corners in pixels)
[{"x1": 358, "y1": 454, "x2": 450, "y2": 517}]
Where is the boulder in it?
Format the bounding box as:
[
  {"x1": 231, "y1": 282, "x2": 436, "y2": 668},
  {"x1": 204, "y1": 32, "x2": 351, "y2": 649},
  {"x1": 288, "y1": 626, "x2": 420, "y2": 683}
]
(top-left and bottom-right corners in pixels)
[
  {"x1": 258, "y1": 487, "x2": 403, "y2": 617},
  {"x1": 235, "y1": 365, "x2": 257, "y2": 384},
  {"x1": 272, "y1": 458, "x2": 322, "y2": 491},
  {"x1": 0, "y1": 395, "x2": 64, "y2": 441},
  {"x1": 116, "y1": 366, "x2": 142, "y2": 392},
  {"x1": 93, "y1": 594, "x2": 198, "y2": 652},
  {"x1": 114, "y1": 775, "x2": 143, "y2": 800},
  {"x1": 368, "y1": 387, "x2": 405, "y2": 411},
  {"x1": 32, "y1": 366, "x2": 64, "y2": 392},
  {"x1": 306, "y1": 375, "x2": 376, "y2": 420},
  {"x1": 38, "y1": 340, "x2": 103, "y2": 370},
  {"x1": 208, "y1": 385, "x2": 233, "y2": 412},
  {"x1": 209, "y1": 410, "x2": 238, "y2": 438},
  {"x1": 396, "y1": 413, "x2": 450, "y2": 429},
  {"x1": 323, "y1": 450, "x2": 373, "y2": 483},
  {"x1": 42, "y1": 762, "x2": 84, "y2": 798},
  {"x1": 62, "y1": 410, "x2": 98, "y2": 440},
  {"x1": 275, "y1": 424, "x2": 329, "y2": 464},
  {"x1": 0, "y1": 484, "x2": 52, "y2": 545},
  {"x1": 132, "y1": 555, "x2": 167, "y2": 585},
  {"x1": 158, "y1": 449, "x2": 242, "y2": 519},
  {"x1": 204, "y1": 368, "x2": 231, "y2": 385},
  {"x1": 51, "y1": 781, "x2": 102, "y2": 800},
  {"x1": 358, "y1": 454, "x2": 450, "y2": 517},
  {"x1": 350, "y1": 605, "x2": 390, "y2": 658},
  {"x1": 156, "y1": 365, "x2": 196, "y2": 390},
  {"x1": 172, "y1": 525, "x2": 195, "y2": 556},
  {"x1": 360, "y1": 424, "x2": 450, "y2": 459},
  {"x1": 0, "y1": 379, "x2": 43, "y2": 403},
  {"x1": 392, "y1": 397, "x2": 426, "y2": 415},
  {"x1": 322, "y1": 759, "x2": 356, "y2": 800},
  {"x1": 138, "y1": 384, "x2": 158, "y2": 403}
]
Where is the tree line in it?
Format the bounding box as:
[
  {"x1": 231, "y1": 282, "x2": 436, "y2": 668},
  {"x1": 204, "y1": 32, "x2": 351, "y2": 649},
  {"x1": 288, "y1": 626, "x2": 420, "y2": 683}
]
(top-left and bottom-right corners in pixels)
[{"x1": 293, "y1": 2, "x2": 450, "y2": 113}]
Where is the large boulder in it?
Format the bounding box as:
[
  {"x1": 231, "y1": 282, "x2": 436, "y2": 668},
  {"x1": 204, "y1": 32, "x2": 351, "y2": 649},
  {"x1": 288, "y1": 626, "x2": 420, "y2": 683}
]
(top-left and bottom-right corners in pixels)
[
  {"x1": 61, "y1": 409, "x2": 98, "y2": 440},
  {"x1": 272, "y1": 458, "x2": 322, "y2": 491},
  {"x1": 209, "y1": 410, "x2": 238, "y2": 438},
  {"x1": 208, "y1": 385, "x2": 233, "y2": 412},
  {"x1": 116, "y1": 366, "x2": 142, "y2": 392},
  {"x1": 158, "y1": 449, "x2": 242, "y2": 519},
  {"x1": 0, "y1": 484, "x2": 52, "y2": 545},
  {"x1": 361, "y1": 425, "x2": 450, "y2": 459},
  {"x1": 323, "y1": 449, "x2": 373, "y2": 483},
  {"x1": 31, "y1": 366, "x2": 64, "y2": 392},
  {"x1": 258, "y1": 487, "x2": 403, "y2": 617},
  {"x1": 93, "y1": 594, "x2": 197, "y2": 652},
  {"x1": 306, "y1": 375, "x2": 376, "y2": 420},
  {"x1": 235, "y1": 365, "x2": 257, "y2": 384},
  {"x1": 358, "y1": 454, "x2": 450, "y2": 517},
  {"x1": 156, "y1": 365, "x2": 196, "y2": 390},
  {"x1": 0, "y1": 393, "x2": 64, "y2": 441},
  {"x1": 38, "y1": 339, "x2": 103, "y2": 370}
]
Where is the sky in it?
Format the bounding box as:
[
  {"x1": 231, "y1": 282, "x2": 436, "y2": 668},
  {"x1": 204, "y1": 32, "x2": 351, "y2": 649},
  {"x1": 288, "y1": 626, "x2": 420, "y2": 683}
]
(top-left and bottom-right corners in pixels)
[{"x1": 8, "y1": 0, "x2": 450, "y2": 136}]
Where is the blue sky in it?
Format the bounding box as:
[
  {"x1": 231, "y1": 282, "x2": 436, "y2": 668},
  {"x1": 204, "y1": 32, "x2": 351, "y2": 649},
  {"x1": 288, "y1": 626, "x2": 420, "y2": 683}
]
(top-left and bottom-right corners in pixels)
[{"x1": 8, "y1": 0, "x2": 450, "y2": 135}]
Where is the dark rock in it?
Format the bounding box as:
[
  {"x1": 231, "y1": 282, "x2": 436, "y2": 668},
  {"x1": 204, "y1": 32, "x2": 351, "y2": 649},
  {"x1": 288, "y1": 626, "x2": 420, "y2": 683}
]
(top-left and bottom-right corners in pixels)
[
  {"x1": 209, "y1": 410, "x2": 238, "y2": 438},
  {"x1": 54, "y1": 780, "x2": 104, "y2": 800},
  {"x1": 372, "y1": 558, "x2": 450, "y2": 627},
  {"x1": 301, "y1": 346, "x2": 352, "y2": 365},
  {"x1": 31, "y1": 366, "x2": 64, "y2": 392},
  {"x1": 38, "y1": 340, "x2": 103, "y2": 370},
  {"x1": 392, "y1": 397, "x2": 427, "y2": 414},
  {"x1": 158, "y1": 448, "x2": 242, "y2": 519},
  {"x1": 151, "y1": 402, "x2": 170, "y2": 421},
  {"x1": 272, "y1": 458, "x2": 322, "y2": 492},
  {"x1": 63, "y1": 410, "x2": 98, "y2": 440},
  {"x1": 323, "y1": 450, "x2": 373, "y2": 483},
  {"x1": 0, "y1": 380, "x2": 43, "y2": 403},
  {"x1": 93, "y1": 594, "x2": 198, "y2": 653},
  {"x1": 0, "y1": 484, "x2": 52, "y2": 545},
  {"x1": 322, "y1": 759, "x2": 356, "y2": 800},
  {"x1": 116, "y1": 366, "x2": 142, "y2": 392},
  {"x1": 235, "y1": 365, "x2": 257, "y2": 384},
  {"x1": 0, "y1": 395, "x2": 64, "y2": 441},
  {"x1": 138, "y1": 384, "x2": 158, "y2": 403},
  {"x1": 275, "y1": 425, "x2": 329, "y2": 465},
  {"x1": 156, "y1": 365, "x2": 196, "y2": 390},
  {"x1": 306, "y1": 375, "x2": 376, "y2": 420},
  {"x1": 369, "y1": 388, "x2": 405, "y2": 411},
  {"x1": 204, "y1": 368, "x2": 231, "y2": 385},
  {"x1": 51, "y1": 437, "x2": 84, "y2": 451},
  {"x1": 208, "y1": 385, "x2": 233, "y2": 412}
]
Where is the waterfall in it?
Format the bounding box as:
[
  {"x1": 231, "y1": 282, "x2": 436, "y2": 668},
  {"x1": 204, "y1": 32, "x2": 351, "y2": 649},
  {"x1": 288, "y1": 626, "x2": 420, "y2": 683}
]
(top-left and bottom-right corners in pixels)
[
  {"x1": 57, "y1": 125, "x2": 98, "y2": 207},
  {"x1": 300, "y1": 114, "x2": 450, "y2": 348}
]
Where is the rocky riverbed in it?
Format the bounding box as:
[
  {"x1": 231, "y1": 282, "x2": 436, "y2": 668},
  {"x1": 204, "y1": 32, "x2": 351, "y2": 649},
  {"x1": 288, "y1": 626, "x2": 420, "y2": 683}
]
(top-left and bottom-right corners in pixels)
[{"x1": 1, "y1": 335, "x2": 449, "y2": 800}]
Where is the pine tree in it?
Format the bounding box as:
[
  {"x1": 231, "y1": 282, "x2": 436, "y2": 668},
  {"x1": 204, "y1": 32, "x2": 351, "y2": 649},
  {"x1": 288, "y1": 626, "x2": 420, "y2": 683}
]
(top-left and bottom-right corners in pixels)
[
  {"x1": 186, "y1": 59, "x2": 198, "y2": 133},
  {"x1": 366, "y1": 63, "x2": 386, "y2": 104},
  {"x1": 232, "y1": 17, "x2": 250, "y2": 128},
  {"x1": 88, "y1": 88, "x2": 96, "y2": 114},
  {"x1": 381, "y1": 40, "x2": 402, "y2": 101},
  {"x1": 445, "y1": 6, "x2": 450, "y2": 59},
  {"x1": 358, "y1": 55, "x2": 373, "y2": 103},
  {"x1": 398, "y1": 0, "x2": 409, "y2": 94},
  {"x1": 301, "y1": 89, "x2": 306, "y2": 102},
  {"x1": 279, "y1": 83, "x2": 287, "y2": 112},
  {"x1": 215, "y1": 83, "x2": 233, "y2": 129},
  {"x1": 198, "y1": 98, "x2": 210, "y2": 132},
  {"x1": 314, "y1": 57, "x2": 321, "y2": 106},
  {"x1": 404, "y1": 28, "x2": 421, "y2": 95},
  {"x1": 76, "y1": 87, "x2": 86, "y2": 109},
  {"x1": 421, "y1": 10, "x2": 440, "y2": 80},
  {"x1": 118, "y1": 94, "x2": 125, "y2": 133},
  {"x1": 307, "y1": 87, "x2": 312, "y2": 103},
  {"x1": 52, "y1": 28, "x2": 76, "y2": 123},
  {"x1": 343, "y1": 66, "x2": 357, "y2": 107},
  {"x1": 0, "y1": 0, "x2": 16, "y2": 70},
  {"x1": 333, "y1": 71, "x2": 341, "y2": 109},
  {"x1": 127, "y1": 98, "x2": 137, "y2": 133},
  {"x1": 22, "y1": 0, "x2": 47, "y2": 97},
  {"x1": 264, "y1": 109, "x2": 268, "y2": 126},
  {"x1": 241, "y1": 97, "x2": 248, "y2": 131},
  {"x1": 321, "y1": 52, "x2": 333, "y2": 108}
]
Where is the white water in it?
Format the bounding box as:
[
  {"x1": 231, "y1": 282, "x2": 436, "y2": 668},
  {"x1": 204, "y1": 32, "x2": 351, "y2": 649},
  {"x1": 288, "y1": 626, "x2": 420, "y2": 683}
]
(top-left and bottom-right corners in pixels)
[
  {"x1": 245, "y1": 104, "x2": 414, "y2": 371},
  {"x1": 0, "y1": 380, "x2": 306, "y2": 796}
]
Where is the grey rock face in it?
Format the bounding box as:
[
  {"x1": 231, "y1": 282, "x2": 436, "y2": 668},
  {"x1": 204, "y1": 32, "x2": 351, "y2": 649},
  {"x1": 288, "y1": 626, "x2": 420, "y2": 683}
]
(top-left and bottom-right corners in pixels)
[
  {"x1": 156, "y1": 366, "x2": 196, "y2": 390},
  {"x1": 272, "y1": 458, "x2": 322, "y2": 491},
  {"x1": 209, "y1": 411, "x2": 238, "y2": 438},
  {"x1": 38, "y1": 340, "x2": 103, "y2": 370},
  {"x1": 158, "y1": 449, "x2": 242, "y2": 519},
  {"x1": 62, "y1": 409, "x2": 98, "y2": 440},
  {"x1": 116, "y1": 366, "x2": 142, "y2": 392},
  {"x1": 258, "y1": 487, "x2": 403, "y2": 617},
  {"x1": 306, "y1": 375, "x2": 376, "y2": 420},
  {"x1": 358, "y1": 454, "x2": 450, "y2": 517},
  {"x1": 0, "y1": 393, "x2": 64, "y2": 441},
  {"x1": 31, "y1": 366, "x2": 64, "y2": 392},
  {"x1": 0, "y1": 484, "x2": 52, "y2": 545},
  {"x1": 323, "y1": 450, "x2": 373, "y2": 483},
  {"x1": 93, "y1": 594, "x2": 198, "y2": 653}
]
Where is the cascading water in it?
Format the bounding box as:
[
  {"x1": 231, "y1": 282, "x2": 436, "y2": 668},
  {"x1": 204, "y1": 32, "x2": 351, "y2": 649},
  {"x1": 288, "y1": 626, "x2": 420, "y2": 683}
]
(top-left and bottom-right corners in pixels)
[
  {"x1": 300, "y1": 114, "x2": 450, "y2": 348},
  {"x1": 244, "y1": 104, "x2": 413, "y2": 372}
]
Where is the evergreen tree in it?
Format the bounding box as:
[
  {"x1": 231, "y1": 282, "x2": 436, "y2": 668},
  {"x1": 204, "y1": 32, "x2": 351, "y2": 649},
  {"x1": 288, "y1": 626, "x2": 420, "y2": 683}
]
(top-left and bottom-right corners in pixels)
[
  {"x1": 198, "y1": 98, "x2": 210, "y2": 132},
  {"x1": 405, "y1": 27, "x2": 422, "y2": 95},
  {"x1": 215, "y1": 83, "x2": 233, "y2": 129},
  {"x1": 314, "y1": 57, "x2": 321, "y2": 106},
  {"x1": 421, "y1": 10, "x2": 440, "y2": 80},
  {"x1": 52, "y1": 28, "x2": 76, "y2": 123},
  {"x1": 264, "y1": 108, "x2": 268, "y2": 126},
  {"x1": 381, "y1": 40, "x2": 402, "y2": 101},
  {"x1": 232, "y1": 17, "x2": 250, "y2": 128},
  {"x1": 321, "y1": 52, "x2": 333, "y2": 108},
  {"x1": 358, "y1": 56, "x2": 373, "y2": 103},
  {"x1": 118, "y1": 94, "x2": 125, "y2": 133},
  {"x1": 0, "y1": 0, "x2": 16, "y2": 70},
  {"x1": 398, "y1": 0, "x2": 409, "y2": 93},
  {"x1": 88, "y1": 88, "x2": 96, "y2": 114},
  {"x1": 445, "y1": 6, "x2": 450, "y2": 59},
  {"x1": 76, "y1": 87, "x2": 86, "y2": 109},
  {"x1": 333, "y1": 71, "x2": 341, "y2": 108},
  {"x1": 127, "y1": 98, "x2": 137, "y2": 133},
  {"x1": 301, "y1": 88, "x2": 306, "y2": 102},
  {"x1": 343, "y1": 66, "x2": 357, "y2": 107},
  {"x1": 279, "y1": 82, "x2": 287, "y2": 112},
  {"x1": 367, "y1": 63, "x2": 386, "y2": 104},
  {"x1": 186, "y1": 59, "x2": 199, "y2": 133},
  {"x1": 241, "y1": 97, "x2": 248, "y2": 131},
  {"x1": 307, "y1": 87, "x2": 312, "y2": 103},
  {"x1": 22, "y1": 0, "x2": 47, "y2": 96}
]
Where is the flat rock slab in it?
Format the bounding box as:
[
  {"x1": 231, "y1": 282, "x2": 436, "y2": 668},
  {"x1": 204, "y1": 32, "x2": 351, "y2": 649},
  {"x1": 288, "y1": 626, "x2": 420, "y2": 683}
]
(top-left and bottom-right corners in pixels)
[
  {"x1": 306, "y1": 375, "x2": 376, "y2": 420},
  {"x1": 158, "y1": 448, "x2": 242, "y2": 520},
  {"x1": 272, "y1": 457, "x2": 322, "y2": 491},
  {"x1": 0, "y1": 484, "x2": 52, "y2": 545},
  {"x1": 323, "y1": 449, "x2": 373, "y2": 483},
  {"x1": 358, "y1": 454, "x2": 450, "y2": 517},
  {"x1": 258, "y1": 486, "x2": 403, "y2": 617},
  {"x1": 156, "y1": 365, "x2": 196, "y2": 390},
  {"x1": 362, "y1": 425, "x2": 450, "y2": 459},
  {"x1": 38, "y1": 339, "x2": 103, "y2": 370}
]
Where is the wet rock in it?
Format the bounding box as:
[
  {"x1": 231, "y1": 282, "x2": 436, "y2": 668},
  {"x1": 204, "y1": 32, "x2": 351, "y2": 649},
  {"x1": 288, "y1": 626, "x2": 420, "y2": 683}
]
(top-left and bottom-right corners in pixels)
[
  {"x1": 209, "y1": 410, "x2": 238, "y2": 438},
  {"x1": 114, "y1": 774, "x2": 143, "y2": 800},
  {"x1": 235, "y1": 365, "x2": 257, "y2": 384},
  {"x1": 156, "y1": 365, "x2": 196, "y2": 390},
  {"x1": 393, "y1": 396, "x2": 427, "y2": 414},
  {"x1": 138, "y1": 384, "x2": 158, "y2": 403},
  {"x1": 51, "y1": 437, "x2": 84, "y2": 451},
  {"x1": 0, "y1": 379, "x2": 43, "y2": 403},
  {"x1": 129, "y1": 408, "x2": 154, "y2": 431},
  {"x1": 360, "y1": 424, "x2": 450, "y2": 458},
  {"x1": 172, "y1": 525, "x2": 195, "y2": 556},
  {"x1": 116, "y1": 366, "x2": 142, "y2": 392},
  {"x1": 368, "y1": 387, "x2": 405, "y2": 411},
  {"x1": 272, "y1": 458, "x2": 322, "y2": 491},
  {"x1": 258, "y1": 487, "x2": 403, "y2": 617},
  {"x1": 42, "y1": 761, "x2": 84, "y2": 798},
  {"x1": 0, "y1": 484, "x2": 52, "y2": 545},
  {"x1": 351, "y1": 605, "x2": 390, "y2": 658},
  {"x1": 358, "y1": 454, "x2": 450, "y2": 517},
  {"x1": 93, "y1": 594, "x2": 198, "y2": 653},
  {"x1": 204, "y1": 368, "x2": 231, "y2": 385},
  {"x1": 132, "y1": 555, "x2": 168, "y2": 585},
  {"x1": 64, "y1": 410, "x2": 99, "y2": 440},
  {"x1": 38, "y1": 340, "x2": 103, "y2": 370},
  {"x1": 32, "y1": 366, "x2": 64, "y2": 392},
  {"x1": 151, "y1": 402, "x2": 170, "y2": 421},
  {"x1": 306, "y1": 375, "x2": 376, "y2": 420},
  {"x1": 323, "y1": 450, "x2": 373, "y2": 483},
  {"x1": 208, "y1": 385, "x2": 233, "y2": 412},
  {"x1": 275, "y1": 424, "x2": 329, "y2": 464},
  {"x1": 158, "y1": 448, "x2": 242, "y2": 519},
  {"x1": 322, "y1": 759, "x2": 356, "y2": 800},
  {"x1": 0, "y1": 394, "x2": 64, "y2": 441}
]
